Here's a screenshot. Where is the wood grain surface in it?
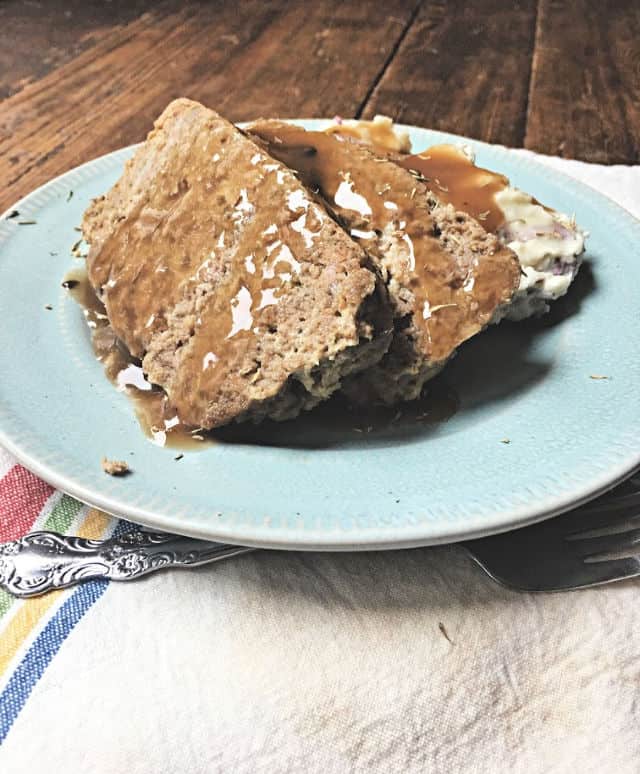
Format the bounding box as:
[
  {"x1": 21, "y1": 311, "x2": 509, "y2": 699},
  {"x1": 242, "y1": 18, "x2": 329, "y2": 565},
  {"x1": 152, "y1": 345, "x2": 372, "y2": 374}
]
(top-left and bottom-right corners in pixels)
[
  {"x1": 525, "y1": 0, "x2": 640, "y2": 164},
  {"x1": 361, "y1": 0, "x2": 538, "y2": 148},
  {"x1": 0, "y1": 0, "x2": 638, "y2": 212}
]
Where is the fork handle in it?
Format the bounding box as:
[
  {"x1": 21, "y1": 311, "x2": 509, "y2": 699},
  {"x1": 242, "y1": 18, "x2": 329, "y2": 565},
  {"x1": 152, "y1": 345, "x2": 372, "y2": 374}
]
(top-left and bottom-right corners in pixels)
[{"x1": 0, "y1": 530, "x2": 254, "y2": 598}]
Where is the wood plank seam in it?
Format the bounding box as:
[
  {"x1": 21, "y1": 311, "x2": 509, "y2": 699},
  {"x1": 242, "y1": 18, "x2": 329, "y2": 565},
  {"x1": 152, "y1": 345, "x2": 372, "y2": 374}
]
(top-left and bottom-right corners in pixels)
[
  {"x1": 523, "y1": 0, "x2": 541, "y2": 149},
  {"x1": 355, "y1": 0, "x2": 423, "y2": 119},
  {"x1": 355, "y1": 0, "x2": 538, "y2": 149},
  {"x1": 0, "y1": 1, "x2": 421, "y2": 211}
]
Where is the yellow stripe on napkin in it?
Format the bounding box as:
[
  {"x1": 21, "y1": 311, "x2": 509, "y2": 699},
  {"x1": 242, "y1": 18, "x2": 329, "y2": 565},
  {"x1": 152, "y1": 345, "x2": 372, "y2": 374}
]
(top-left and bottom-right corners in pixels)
[{"x1": 0, "y1": 508, "x2": 113, "y2": 678}]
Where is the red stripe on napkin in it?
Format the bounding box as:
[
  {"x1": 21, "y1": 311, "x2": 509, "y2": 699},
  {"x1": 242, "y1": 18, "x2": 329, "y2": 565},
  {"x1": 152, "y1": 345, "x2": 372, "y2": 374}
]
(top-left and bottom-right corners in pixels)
[{"x1": 0, "y1": 465, "x2": 54, "y2": 541}]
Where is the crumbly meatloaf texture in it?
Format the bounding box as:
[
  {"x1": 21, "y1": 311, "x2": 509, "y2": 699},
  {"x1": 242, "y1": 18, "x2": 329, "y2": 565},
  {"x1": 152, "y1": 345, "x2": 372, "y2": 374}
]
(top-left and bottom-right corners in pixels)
[
  {"x1": 101, "y1": 457, "x2": 130, "y2": 476},
  {"x1": 349, "y1": 204, "x2": 519, "y2": 403},
  {"x1": 248, "y1": 121, "x2": 521, "y2": 404},
  {"x1": 82, "y1": 99, "x2": 391, "y2": 428}
]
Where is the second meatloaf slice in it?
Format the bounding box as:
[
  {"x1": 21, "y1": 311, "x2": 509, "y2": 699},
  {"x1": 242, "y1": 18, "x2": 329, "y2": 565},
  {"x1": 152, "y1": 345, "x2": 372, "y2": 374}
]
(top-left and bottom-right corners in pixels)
[
  {"x1": 249, "y1": 121, "x2": 521, "y2": 404},
  {"x1": 83, "y1": 99, "x2": 391, "y2": 428}
]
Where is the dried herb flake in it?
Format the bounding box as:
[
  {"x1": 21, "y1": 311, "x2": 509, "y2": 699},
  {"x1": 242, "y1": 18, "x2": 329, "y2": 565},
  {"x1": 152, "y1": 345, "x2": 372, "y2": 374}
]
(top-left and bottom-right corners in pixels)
[{"x1": 438, "y1": 622, "x2": 454, "y2": 645}]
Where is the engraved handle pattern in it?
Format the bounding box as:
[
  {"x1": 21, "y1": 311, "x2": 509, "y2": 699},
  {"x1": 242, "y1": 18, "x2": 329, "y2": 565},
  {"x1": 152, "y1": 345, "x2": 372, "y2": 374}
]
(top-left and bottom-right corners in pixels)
[{"x1": 0, "y1": 530, "x2": 254, "y2": 597}]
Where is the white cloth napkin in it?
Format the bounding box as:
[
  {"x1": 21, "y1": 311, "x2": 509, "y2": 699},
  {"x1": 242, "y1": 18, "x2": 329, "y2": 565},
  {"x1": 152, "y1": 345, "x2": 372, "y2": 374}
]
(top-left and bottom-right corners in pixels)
[{"x1": 2, "y1": 152, "x2": 640, "y2": 774}]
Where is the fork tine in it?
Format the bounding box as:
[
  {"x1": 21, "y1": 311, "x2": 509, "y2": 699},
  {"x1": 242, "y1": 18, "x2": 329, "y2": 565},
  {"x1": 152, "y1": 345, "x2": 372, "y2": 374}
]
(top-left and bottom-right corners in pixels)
[
  {"x1": 580, "y1": 491, "x2": 640, "y2": 515},
  {"x1": 464, "y1": 473, "x2": 640, "y2": 591},
  {"x1": 573, "y1": 556, "x2": 640, "y2": 583},
  {"x1": 565, "y1": 511, "x2": 640, "y2": 540},
  {"x1": 560, "y1": 500, "x2": 640, "y2": 536},
  {"x1": 569, "y1": 527, "x2": 640, "y2": 559},
  {"x1": 466, "y1": 536, "x2": 640, "y2": 591}
]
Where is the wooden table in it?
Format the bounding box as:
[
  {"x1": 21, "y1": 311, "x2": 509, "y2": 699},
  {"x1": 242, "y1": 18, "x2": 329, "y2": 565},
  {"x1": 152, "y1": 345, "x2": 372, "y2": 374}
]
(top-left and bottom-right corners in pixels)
[{"x1": 1, "y1": 0, "x2": 638, "y2": 211}]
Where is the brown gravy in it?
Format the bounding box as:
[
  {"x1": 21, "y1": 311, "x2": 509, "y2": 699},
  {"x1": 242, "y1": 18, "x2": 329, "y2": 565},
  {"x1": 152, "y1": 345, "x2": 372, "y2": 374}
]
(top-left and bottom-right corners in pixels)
[
  {"x1": 84, "y1": 108, "x2": 349, "y2": 428},
  {"x1": 324, "y1": 119, "x2": 409, "y2": 154},
  {"x1": 398, "y1": 145, "x2": 509, "y2": 233},
  {"x1": 65, "y1": 268, "x2": 458, "y2": 448},
  {"x1": 250, "y1": 122, "x2": 517, "y2": 364},
  {"x1": 64, "y1": 268, "x2": 211, "y2": 449}
]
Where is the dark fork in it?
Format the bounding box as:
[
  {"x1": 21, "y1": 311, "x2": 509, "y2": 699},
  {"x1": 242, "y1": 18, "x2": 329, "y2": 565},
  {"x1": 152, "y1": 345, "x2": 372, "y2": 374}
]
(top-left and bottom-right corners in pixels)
[{"x1": 465, "y1": 474, "x2": 640, "y2": 591}]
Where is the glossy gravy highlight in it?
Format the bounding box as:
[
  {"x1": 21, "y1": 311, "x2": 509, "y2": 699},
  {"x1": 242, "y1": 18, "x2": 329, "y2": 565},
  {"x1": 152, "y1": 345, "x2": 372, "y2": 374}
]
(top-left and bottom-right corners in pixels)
[
  {"x1": 64, "y1": 268, "x2": 210, "y2": 449},
  {"x1": 250, "y1": 122, "x2": 516, "y2": 364},
  {"x1": 398, "y1": 145, "x2": 509, "y2": 233},
  {"x1": 85, "y1": 112, "x2": 343, "y2": 427}
]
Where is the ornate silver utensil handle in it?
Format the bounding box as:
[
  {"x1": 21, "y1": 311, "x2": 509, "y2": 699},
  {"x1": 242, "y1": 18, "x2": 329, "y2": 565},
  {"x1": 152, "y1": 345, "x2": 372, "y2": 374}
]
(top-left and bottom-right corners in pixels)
[{"x1": 0, "y1": 530, "x2": 254, "y2": 598}]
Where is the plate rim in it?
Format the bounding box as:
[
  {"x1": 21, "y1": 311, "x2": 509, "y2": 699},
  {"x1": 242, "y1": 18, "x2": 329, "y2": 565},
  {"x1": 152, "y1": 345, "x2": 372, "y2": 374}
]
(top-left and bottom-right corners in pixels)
[
  {"x1": 0, "y1": 424, "x2": 638, "y2": 551},
  {"x1": 1, "y1": 121, "x2": 639, "y2": 550}
]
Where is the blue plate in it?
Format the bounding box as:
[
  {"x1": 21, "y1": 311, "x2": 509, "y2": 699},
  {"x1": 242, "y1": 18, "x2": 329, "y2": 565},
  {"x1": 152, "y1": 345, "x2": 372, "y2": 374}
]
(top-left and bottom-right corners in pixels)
[{"x1": 1, "y1": 121, "x2": 639, "y2": 549}]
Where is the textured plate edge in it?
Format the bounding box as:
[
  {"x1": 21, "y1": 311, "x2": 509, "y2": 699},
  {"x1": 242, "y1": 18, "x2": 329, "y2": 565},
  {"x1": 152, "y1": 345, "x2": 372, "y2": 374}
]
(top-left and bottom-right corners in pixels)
[{"x1": 0, "y1": 422, "x2": 638, "y2": 550}]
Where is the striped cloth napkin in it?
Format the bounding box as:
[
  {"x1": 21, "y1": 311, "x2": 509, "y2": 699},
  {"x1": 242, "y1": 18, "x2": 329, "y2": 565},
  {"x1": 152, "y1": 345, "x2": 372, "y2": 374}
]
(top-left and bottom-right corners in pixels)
[
  {"x1": 0, "y1": 446, "x2": 123, "y2": 741},
  {"x1": 1, "y1": 152, "x2": 639, "y2": 773}
]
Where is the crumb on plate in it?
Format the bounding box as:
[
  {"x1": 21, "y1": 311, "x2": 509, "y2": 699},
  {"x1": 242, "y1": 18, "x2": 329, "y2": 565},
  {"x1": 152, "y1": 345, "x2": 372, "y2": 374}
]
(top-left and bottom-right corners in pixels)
[{"x1": 101, "y1": 457, "x2": 130, "y2": 476}]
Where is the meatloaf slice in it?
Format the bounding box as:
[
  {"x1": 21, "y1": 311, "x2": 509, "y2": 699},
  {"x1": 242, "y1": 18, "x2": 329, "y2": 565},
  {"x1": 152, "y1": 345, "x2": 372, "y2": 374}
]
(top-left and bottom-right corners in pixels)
[
  {"x1": 248, "y1": 121, "x2": 521, "y2": 404},
  {"x1": 82, "y1": 99, "x2": 392, "y2": 428}
]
